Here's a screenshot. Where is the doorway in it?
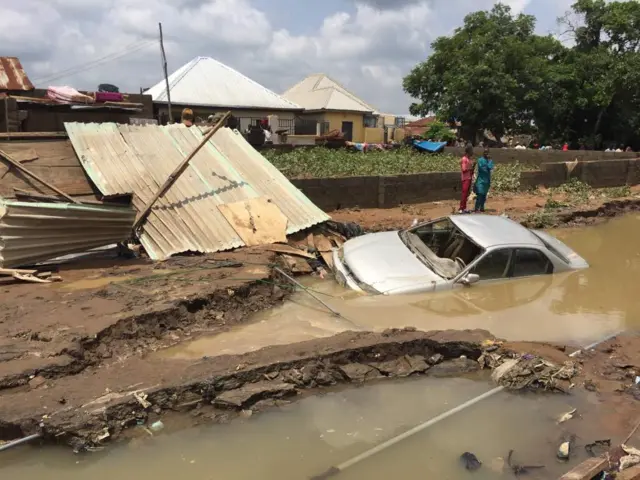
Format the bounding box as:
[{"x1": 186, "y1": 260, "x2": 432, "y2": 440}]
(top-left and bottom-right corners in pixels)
[{"x1": 341, "y1": 121, "x2": 353, "y2": 141}]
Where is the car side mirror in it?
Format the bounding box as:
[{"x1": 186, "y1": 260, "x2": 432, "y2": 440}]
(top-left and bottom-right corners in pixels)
[{"x1": 459, "y1": 273, "x2": 480, "y2": 286}]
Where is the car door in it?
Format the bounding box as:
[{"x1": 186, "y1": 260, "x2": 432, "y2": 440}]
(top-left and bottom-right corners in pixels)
[
  {"x1": 509, "y1": 248, "x2": 554, "y2": 278},
  {"x1": 449, "y1": 248, "x2": 514, "y2": 290}
]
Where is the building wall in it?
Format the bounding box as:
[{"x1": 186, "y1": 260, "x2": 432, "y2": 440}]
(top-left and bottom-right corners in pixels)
[
  {"x1": 299, "y1": 111, "x2": 366, "y2": 142},
  {"x1": 0, "y1": 90, "x2": 154, "y2": 133},
  {"x1": 154, "y1": 104, "x2": 297, "y2": 130},
  {"x1": 364, "y1": 127, "x2": 384, "y2": 143}
]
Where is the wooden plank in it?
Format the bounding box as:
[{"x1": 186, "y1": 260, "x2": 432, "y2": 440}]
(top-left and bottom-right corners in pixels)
[
  {"x1": 258, "y1": 244, "x2": 315, "y2": 259},
  {"x1": 0, "y1": 132, "x2": 68, "y2": 139},
  {"x1": 0, "y1": 148, "x2": 78, "y2": 203},
  {"x1": 218, "y1": 197, "x2": 288, "y2": 247},
  {"x1": 0, "y1": 268, "x2": 37, "y2": 275},
  {"x1": 558, "y1": 456, "x2": 608, "y2": 480},
  {"x1": 0, "y1": 141, "x2": 79, "y2": 166},
  {"x1": 314, "y1": 234, "x2": 333, "y2": 252},
  {"x1": 281, "y1": 254, "x2": 313, "y2": 274},
  {"x1": 8, "y1": 148, "x2": 38, "y2": 163},
  {"x1": 307, "y1": 232, "x2": 316, "y2": 251},
  {"x1": 0, "y1": 166, "x2": 94, "y2": 197}
]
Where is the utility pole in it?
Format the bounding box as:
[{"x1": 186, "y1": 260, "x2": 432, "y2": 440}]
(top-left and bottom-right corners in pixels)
[{"x1": 159, "y1": 22, "x2": 172, "y2": 123}]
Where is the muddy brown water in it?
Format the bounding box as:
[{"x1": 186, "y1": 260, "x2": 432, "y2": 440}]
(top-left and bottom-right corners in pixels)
[
  {"x1": 163, "y1": 214, "x2": 640, "y2": 359},
  {"x1": 3, "y1": 215, "x2": 639, "y2": 478},
  {"x1": 1, "y1": 376, "x2": 597, "y2": 479}
]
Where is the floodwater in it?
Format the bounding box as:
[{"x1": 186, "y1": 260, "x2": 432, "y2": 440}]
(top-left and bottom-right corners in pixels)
[
  {"x1": 162, "y1": 214, "x2": 640, "y2": 359},
  {"x1": 5, "y1": 216, "x2": 639, "y2": 478},
  {"x1": 1, "y1": 375, "x2": 596, "y2": 479}
]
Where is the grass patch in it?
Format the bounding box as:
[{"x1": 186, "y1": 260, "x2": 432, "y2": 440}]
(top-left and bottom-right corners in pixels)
[
  {"x1": 522, "y1": 210, "x2": 558, "y2": 229},
  {"x1": 264, "y1": 147, "x2": 530, "y2": 193}
]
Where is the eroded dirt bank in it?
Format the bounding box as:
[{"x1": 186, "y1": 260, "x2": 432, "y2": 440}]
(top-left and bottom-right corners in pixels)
[
  {"x1": 2, "y1": 197, "x2": 640, "y2": 454},
  {"x1": 330, "y1": 190, "x2": 640, "y2": 232},
  {"x1": 2, "y1": 322, "x2": 640, "y2": 454}
]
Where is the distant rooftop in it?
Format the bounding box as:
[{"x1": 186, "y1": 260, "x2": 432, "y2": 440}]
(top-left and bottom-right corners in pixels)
[
  {"x1": 145, "y1": 56, "x2": 302, "y2": 111},
  {"x1": 0, "y1": 57, "x2": 34, "y2": 91},
  {"x1": 283, "y1": 74, "x2": 378, "y2": 114}
]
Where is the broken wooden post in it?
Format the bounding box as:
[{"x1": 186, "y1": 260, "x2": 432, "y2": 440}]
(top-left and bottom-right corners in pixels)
[
  {"x1": 558, "y1": 456, "x2": 609, "y2": 480},
  {"x1": 0, "y1": 148, "x2": 79, "y2": 204},
  {"x1": 132, "y1": 110, "x2": 231, "y2": 231}
]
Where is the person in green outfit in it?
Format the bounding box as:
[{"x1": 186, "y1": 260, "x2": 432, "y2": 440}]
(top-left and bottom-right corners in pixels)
[{"x1": 474, "y1": 148, "x2": 494, "y2": 212}]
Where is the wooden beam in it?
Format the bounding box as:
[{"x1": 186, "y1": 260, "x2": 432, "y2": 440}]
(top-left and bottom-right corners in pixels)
[
  {"x1": 132, "y1": 111, "x2": 231, "y2": 231},
  {"x1": 0, "y1": 131, "x2": 68, "y2": 139},
  {"x1": 0, "y1": 148, "x2": 79, "y2": 203},
  {"x1": 558, "y1": 456, "x2": 608, "y2": 480}
]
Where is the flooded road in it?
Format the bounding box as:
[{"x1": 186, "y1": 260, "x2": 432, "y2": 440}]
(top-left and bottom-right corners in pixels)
[
  {"x1": 163, "y1": 214, "x2": 640, "y2": 359},
  {"x1": 1, "y1": 375, "x2": 595, "y2": 479}
]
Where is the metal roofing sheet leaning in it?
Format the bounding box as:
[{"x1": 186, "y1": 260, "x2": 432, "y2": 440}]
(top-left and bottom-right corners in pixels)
[
  {"x1": 64, "y1": 122, "x2": 330, "y2": 260},
  {"x1": 0, "y1": 199, "x2": 136, "y2": 268},
  {"x1": 0, "y1": 57, "x2": 35, "y2": 91}
]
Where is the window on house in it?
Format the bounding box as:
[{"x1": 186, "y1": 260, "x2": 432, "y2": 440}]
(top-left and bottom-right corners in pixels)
[{"x1": 363, "y1": 115, "x2": 377, "y2": 128}]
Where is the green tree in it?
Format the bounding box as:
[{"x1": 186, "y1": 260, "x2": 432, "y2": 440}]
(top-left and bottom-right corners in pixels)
[
  {"x1": 422, "y1": 121, "x2": 457, "y2": 143},
  {"x1": 403, "y1": 4, "x2": 563, "y2": 145}
]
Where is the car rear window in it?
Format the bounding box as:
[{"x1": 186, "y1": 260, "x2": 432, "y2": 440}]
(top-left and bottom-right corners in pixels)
[{"x1": 530, "y1": 231, "x2": 570, "y2": 263}]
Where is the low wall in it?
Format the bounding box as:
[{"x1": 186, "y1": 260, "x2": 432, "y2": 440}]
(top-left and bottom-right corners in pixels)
[
  {"x1": 444, "y1": 146, "x2": 638, "y2": 166},
  {"x1": 292, "y1": 159, "x2": 640, "y2": 211}
]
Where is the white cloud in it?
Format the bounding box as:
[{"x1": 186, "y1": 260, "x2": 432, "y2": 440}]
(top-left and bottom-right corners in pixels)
[{"x1": 1, "y1": 0, "x2": 579, "y2": 114}]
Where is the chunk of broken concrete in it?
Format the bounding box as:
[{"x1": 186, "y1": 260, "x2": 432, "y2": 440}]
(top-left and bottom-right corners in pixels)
[
  {"x1": 339, "y1": 363, "x2": 383, "y2": 383},
  {"x1": 28, "y1": 375, "x2": 47, "y2": 389},
  {"x1": 370, "y1": 356, "x2": 429, "y2": 377},
  {"x1": 427, "y1": 358, "x2": 480, "y2": 378},
  {"x1": 213, "y1": 382, "x2": 297, "y2": 410}
]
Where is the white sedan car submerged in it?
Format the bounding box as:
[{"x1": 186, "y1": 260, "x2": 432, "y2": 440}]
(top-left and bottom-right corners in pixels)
[{"x1": 332, "y1": 214, "x2": 589, "y2": 295}]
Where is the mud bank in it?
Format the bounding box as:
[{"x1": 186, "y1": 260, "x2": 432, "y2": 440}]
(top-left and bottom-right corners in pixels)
[
  {"x1": 331, "y1": 191, "x2": 640, "y2": 232},
  {"x1": 0, "y1": 328, "x2": 494, "y2": 450}
]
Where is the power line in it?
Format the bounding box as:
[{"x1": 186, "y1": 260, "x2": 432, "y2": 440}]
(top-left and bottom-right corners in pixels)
[{"x1": 33, "y1": 40, "x2": 156, "y2": 84}]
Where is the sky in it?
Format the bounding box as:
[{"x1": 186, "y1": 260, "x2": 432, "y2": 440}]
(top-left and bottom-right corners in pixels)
[{"x1": 0, "y1": 0, "x2": 577, "y2": 115}]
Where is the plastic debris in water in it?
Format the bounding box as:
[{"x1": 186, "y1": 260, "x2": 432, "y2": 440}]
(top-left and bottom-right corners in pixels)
[
  {"x1": 557, "y1": 408, "x2": 577, "y2": 424},
  {"x1": 149, "y1": 420, "x2": 165, "y2": 432},
  {"x1": 460, "y1": 452, "x2": 482, "y2": 471},
  {"x1": 557, "y1": 441, "x2": 570, "y2": 460}
]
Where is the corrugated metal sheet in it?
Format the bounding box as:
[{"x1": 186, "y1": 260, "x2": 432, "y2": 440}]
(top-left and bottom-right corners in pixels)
[
  {"x1": 0, "y1": 199, "x2": 136, "y2": 268},
  {"x1": 64, "y1": 122, "x2": 330, "y2": 260},
  {"x1": 0, "y1": 57, "x2": 34, "y2": 91},
  {"x1": 145, "y1": 57, "x2": 302, "y2": 111},
  {"x1": 283, "y1": 74, "x2": 377, "y2": 113}
]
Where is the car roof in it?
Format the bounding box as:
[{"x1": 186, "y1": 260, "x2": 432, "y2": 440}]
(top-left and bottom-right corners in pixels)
[{"x1": 449, "y1": 214, "x2": 544, "y2": 249}]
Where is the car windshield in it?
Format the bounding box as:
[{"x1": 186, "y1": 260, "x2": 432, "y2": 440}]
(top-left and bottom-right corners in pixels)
[{"x1": 399, "y1": 218, "x2": 483, "y2": 279}]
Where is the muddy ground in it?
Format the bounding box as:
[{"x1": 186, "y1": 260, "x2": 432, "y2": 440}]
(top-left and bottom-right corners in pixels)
[
  {"x1": 1, "y1": 192, "x2": 639, "y2": 457},
  {"x1": 331, "y1": 187, "x2": 640, "y2": 232}
]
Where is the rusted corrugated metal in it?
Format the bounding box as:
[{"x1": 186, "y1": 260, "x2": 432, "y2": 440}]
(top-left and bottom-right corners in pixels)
[
  {"x1": 0, "y1": 57, "x2": 34, "y2": 91},
  {"x1": 64, "y1": 122, "x2": 330, "y2": 260},
  {"x1": 0, "y1": 199, "x2": 136, "y2": 268}
]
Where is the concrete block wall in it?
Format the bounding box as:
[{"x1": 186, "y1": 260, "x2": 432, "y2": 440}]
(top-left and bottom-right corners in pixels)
[
  {"x1": 292, "y1": 158, "x2": 640, "y2": 211},
  {"x1": 444, "y1": 147, "x2": 638, "y2": 166}
]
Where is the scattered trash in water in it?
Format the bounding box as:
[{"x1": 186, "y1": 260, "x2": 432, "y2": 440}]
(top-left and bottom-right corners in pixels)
[
  {"x1": 150, "y1": 420, "x2": 164, "y2": 432},
  {"x1": 557, "y1": 441, "x2": 570, "y2": 460},
  {"x1": 507, "y1": 449, "x2": 545, "y2": 475},
  {"x1": 619, "y1": 444, "x2": 640, "y2": 471},
  {"x1": 586, "y1": 439, "x2": 612, "y2": 457},
  {"x1": 557, "y1": 408, "x2": 577, "y2": 424},
  {"x1": 460, "y1": 452, "x2": 482, "y2": 471}
]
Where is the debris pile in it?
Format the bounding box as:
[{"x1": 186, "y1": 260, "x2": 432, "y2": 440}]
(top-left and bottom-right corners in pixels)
[{"x1": 480, "y1": 350, "x2": 579, "y2": 392}]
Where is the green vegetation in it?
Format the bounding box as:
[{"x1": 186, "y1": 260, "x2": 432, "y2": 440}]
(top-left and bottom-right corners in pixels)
[
  {"x1": 403, "y1": 0, "x2": 640, "y2": 150},
  {"x1": 422, "y1": 121, "x2": 457, "y2": 143},
  {"x1": 264, "y1": 148, "x2": 529, "y2": 193},
  {"x1": 264, "y1": 147, "x2": 458, "y2": 178}
]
